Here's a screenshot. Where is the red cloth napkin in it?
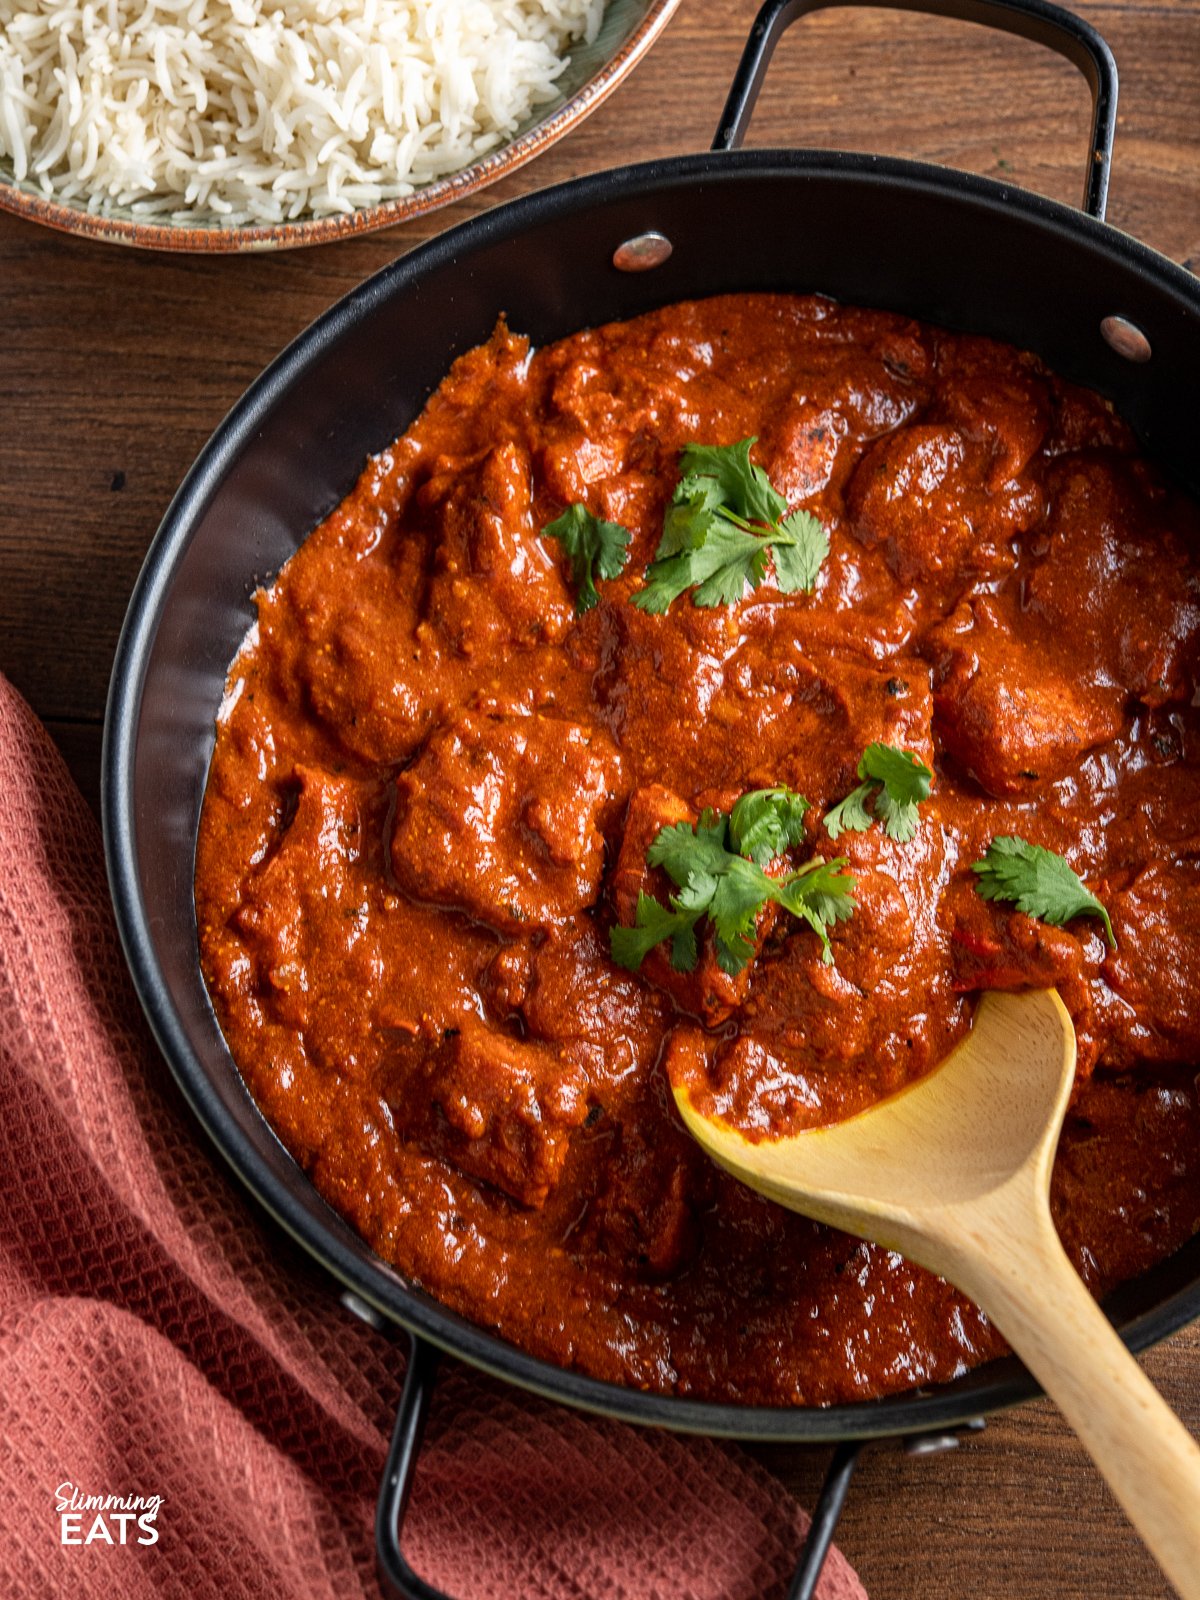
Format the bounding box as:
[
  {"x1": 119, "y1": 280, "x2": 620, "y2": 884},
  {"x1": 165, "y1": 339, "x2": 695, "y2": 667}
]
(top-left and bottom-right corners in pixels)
[{"x1": 0, "y1": 673, "x2": 867, "y2": 1600}]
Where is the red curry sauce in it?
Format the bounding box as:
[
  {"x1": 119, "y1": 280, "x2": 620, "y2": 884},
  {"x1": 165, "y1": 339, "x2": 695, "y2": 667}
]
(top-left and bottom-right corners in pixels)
[{"x1": 196, "y1": 294, "x2": 1200, "y2": 1405}]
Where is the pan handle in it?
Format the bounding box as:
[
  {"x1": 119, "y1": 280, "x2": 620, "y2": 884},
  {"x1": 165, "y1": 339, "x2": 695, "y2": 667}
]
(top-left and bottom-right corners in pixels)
[
  {"x1": 373, "y1": 1334, "x2": 864, "y2": 1600},
  {"x1": 713, "y1": 0, "x2": 1118, "y2": 220},
  {"x1": 375, "y1": 1333, "x2": 455, "y2": 1600},
  {"x1": 786, "y1": 1441, "x2": 863, "y2": 1600}
]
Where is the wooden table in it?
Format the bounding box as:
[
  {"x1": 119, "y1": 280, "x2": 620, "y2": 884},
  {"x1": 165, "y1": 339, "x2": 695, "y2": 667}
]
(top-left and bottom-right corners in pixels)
[{"x1": 2, "y1": 2, "x2": 1197, "y2": 1595}]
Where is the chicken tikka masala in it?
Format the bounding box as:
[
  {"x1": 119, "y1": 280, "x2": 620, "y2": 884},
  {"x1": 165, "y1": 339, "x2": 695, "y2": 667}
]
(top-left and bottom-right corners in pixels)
[{"x1": 196, "y1": 294, "x2": 1200, "y2": 1405}]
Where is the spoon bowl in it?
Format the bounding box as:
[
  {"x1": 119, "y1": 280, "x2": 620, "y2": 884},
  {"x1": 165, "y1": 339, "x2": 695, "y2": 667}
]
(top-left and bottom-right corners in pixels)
[{"x1": 676, "y1": 987, "x2": 1074, "y2": 1224}]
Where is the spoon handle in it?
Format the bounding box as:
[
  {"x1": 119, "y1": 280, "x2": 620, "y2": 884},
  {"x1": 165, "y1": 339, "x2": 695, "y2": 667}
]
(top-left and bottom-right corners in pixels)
[{"x1": 945, "y1": 1187, "x2": 1200, "y2": 1600}]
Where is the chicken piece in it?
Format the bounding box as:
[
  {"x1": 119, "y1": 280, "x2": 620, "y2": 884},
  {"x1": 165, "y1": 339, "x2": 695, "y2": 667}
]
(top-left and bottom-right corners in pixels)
[
  {"x1": 819, "y1": 863, "x2": 914, "y2": 994},
  {"x1": 291, "y1": 587, "x2": 431, "y2": 766},
  {"x1": 416, "y1": 316, "x2": 532, "y2": 427},
  {"x1": 1027, "y1": 457, "x2": 1200, "y2": 709},
  {"x1": 401, "y1": 1016, "x2": 588, "y2": 1209},
  {"x1": 709, "y1": 632, "x2": 934, "y2": 805},
  {"x1": 932, "y1": 339, "x2": 1051, "y2": 483},
  {"x1": 586, "y1": 1112, "x2": 712, "y2": 1278},
  {"x1": 761, "y1": 345, "x2": 928, "y2": 450},
  {"x1": 422, "y1": 442, "x2": 575, "y2": 654},
  {"x1": 232, "y1": 764, "x2": 371, "y2": 1029},
  {"x1": 685, "y1": 822, "x2": 966, "y2": 1135},
  {"x1": 740, "y1": 858, "x2": 924, "y2": 1069},
  {"x1": 948, "y1": 879, "x2": 1099, "y2": 1078},
  {"x1": 610, "y1": 785, "x2": 767, "y2": 1025},
  {"x1": 538, "y1": 426, "x2": 627, "y2": 506},
  {"x1": 1100, "y1": 862, "x2": 1200, "y2": 1068},
  {"x1": 261, "y1": 518, "x2": 433, "y2": 768},
  {"x1": 392, "y1": 711, "x2": 623, "y2": 932},
  {"x1": 847, "y1": 423, "x2": 1041, "y2": 592},
  {"x1": 1053, "y1": 1073, "x2": 1200, "y2": 1294},
  {"x1": 545, "y1": 340, "x2": 688, "y2": 442},
  {"x1": 930, "y1": 595, "x2": 1125, "y2": 797},
  {"x1": 663, "y1": 1024, "x2": 826, "y2": 1139},
  {"x1": 757, "y1": 400, "x2": 847, "y2": 502},
  {"x1": 1100, "y1": 751, "x2": 1200, "y2": 870},
  {"x1": 665, "y1": 844, "x2": 962, "y2": 1137},
  {"x1": 488, "y1": 925, "x2": 666, "y2": 1097},
  {"x1": 588, "y1": 593, "x2": 750, "y2": 785},
  {"x1": 816, "y1": 655, "x2": 935, "y2": 798}
]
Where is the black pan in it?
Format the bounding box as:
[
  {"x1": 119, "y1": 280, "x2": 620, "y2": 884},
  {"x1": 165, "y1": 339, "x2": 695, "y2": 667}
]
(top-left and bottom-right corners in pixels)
[{"x1": 102, "y1": 1, "x2": 1200, "y2": 1594}]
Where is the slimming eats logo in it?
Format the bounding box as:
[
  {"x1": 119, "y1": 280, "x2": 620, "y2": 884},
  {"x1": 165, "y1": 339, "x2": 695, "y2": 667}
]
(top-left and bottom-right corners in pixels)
[{"x1": 55, "y1": 1483, "x2": 163, "y2": 1546}]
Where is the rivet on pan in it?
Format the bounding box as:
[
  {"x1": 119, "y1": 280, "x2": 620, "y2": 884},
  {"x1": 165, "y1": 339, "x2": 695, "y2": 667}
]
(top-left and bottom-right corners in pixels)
[
  {"x1": 1101, "y1": 315, "x2": 1152, "y2": 363},
  {"x1": 341, "y1": 1289, "x2": 387, "y2": 1331},
  {"x1": 613, "y1": 231, "x2": 673, "y2": 272}
]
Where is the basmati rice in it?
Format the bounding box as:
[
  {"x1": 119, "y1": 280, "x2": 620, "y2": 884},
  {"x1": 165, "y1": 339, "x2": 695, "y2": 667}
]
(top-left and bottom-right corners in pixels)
[{"x1": 0, "y1": 0, "x2": 605, "y2": 226}]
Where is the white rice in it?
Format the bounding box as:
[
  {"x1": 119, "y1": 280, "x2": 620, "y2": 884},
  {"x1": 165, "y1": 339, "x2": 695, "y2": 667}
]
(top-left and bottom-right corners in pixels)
[{"x1": 0, "y1": 0, "x2": 605, "y2": 225}]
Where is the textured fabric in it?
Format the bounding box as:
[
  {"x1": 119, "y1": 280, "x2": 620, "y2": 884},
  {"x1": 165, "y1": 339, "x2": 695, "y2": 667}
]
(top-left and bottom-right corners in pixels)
[{"x1": 0, "y1": 672, "x2": 867, "y2": 1600}]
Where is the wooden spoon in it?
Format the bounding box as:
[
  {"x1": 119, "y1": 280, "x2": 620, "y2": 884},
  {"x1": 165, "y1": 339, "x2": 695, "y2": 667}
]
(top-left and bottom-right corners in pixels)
[{"x1": 672, "y1": 988, "x2": 1200, "y2": 1598}]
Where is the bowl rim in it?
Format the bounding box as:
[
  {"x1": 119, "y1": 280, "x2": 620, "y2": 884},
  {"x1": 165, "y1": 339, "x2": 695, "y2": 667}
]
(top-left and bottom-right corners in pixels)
[{"x1": 0, "y1": 0, "x2": 680, "y2": 254}]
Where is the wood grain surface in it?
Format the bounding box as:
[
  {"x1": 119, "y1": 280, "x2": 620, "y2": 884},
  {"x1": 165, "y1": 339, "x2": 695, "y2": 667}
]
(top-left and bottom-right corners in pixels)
[{"x1": 2, "y1": 1, "x2": 1198, "y2": 1595}]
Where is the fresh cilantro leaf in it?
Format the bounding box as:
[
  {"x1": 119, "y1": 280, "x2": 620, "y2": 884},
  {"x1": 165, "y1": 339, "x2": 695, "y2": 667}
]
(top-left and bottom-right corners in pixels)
[
  {"x1": 647, "y1": 811, "x2": 730, "y2": 890},
  {"x1": 779, "y1": 857, "x2": 859, "y2": 931},
  {"x1": 861, "y1": 743, "x2": 931, "y2": 806},
  {"x1": 823, "y1": 782, "x2": 875, "y2": 842},
  {"x1": 633, "y1": 519, "x2": 772, "y2": 613},
  {"x1": 824, "y1": 742, "x2": 934, "y2": 843},
  {"x1": 609, "y1": 791, "x2": 856, "y2": 976},
  {"x1": 632, "y1": 438, "x2": 830, "y2": 612},
  {"x1": 728, "y1": 786, "x2": 810, "y2": 865},
  {"x1": 659, "y1": 474, "x2": 725, "y2": 558},
  {"x1": 629, "y1": 551, "x2": 698, "y2": 615},
  {"x1": 669, "y1": 916, "x2": 700, "y2": 971},
  {"x1": 707, "y1": 854, "x2": 779, "y2": 970},
  {"x1": 860, "y1": 742, "x2": 933, "y2": 842},
  {"x1": 609, "y1": 892, "x2": 700, "y2": 973},
  {"x1": 688, "y1": 521, "x2": 774, "y2": 607},
  {"x1": 677, "y1": 438, "x2": 786, "y2": 527},
  {"x1": 972, "y1": 836, "x2": 1116, "y2": 948},
  {"x1": 774, "y1": 857, "x2": 858, "y2": 964},
  {"x1": 542, "y1": 503, "x2": 631, "y2": 614},
  {"x1": 773, "y1": 510, "x2": 830, "y2": 595}
]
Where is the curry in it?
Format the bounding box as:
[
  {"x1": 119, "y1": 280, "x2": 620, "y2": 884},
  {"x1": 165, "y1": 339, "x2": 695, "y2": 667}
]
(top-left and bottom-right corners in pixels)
[{"x1": 195, "y1": 294, "x2": 1200, "y2": 1405}]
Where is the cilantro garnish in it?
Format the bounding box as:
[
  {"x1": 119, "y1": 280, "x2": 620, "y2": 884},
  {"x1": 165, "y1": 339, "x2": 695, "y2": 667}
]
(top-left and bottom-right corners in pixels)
[
  {"x1": 611, "y1": 890, "x2": 701, "y2": 975},
  {"x1": 729, "y1": 786, "x2": 810, "y2": 865},
  {"x1": 825, "y1": 743, "x2": 934, "y2": 844},
  {"x1": 542, "y1": 503, "x2": 632, "y2": 614},
  {"x1": 632, "y1": 438, "x2": 829, "y2": 613},
  {"x1": 972, "y1": 836, "x2": 1116, "y2": 948},
  {"x1": 610, "y1": 786, "x2": 856, "y2": 976}
]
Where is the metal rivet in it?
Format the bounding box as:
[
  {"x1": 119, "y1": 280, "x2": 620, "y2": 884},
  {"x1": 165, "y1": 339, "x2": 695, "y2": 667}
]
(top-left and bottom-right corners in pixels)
[
  {"x1": 1101, "y1": 315, "x2": 1152, "y2": 363},
  {"x1": 613, "y1": 231, "x2": 673, "y2": 272},
  {"x1": 341, "y1": 1289, "x2": 387, "y2": 1331}
]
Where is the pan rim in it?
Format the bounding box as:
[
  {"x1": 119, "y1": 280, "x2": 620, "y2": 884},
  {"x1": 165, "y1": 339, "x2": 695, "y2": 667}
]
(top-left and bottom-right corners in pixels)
[{"x1": 103, "y1": 144, "x2": 1200, "y2": 1442}]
